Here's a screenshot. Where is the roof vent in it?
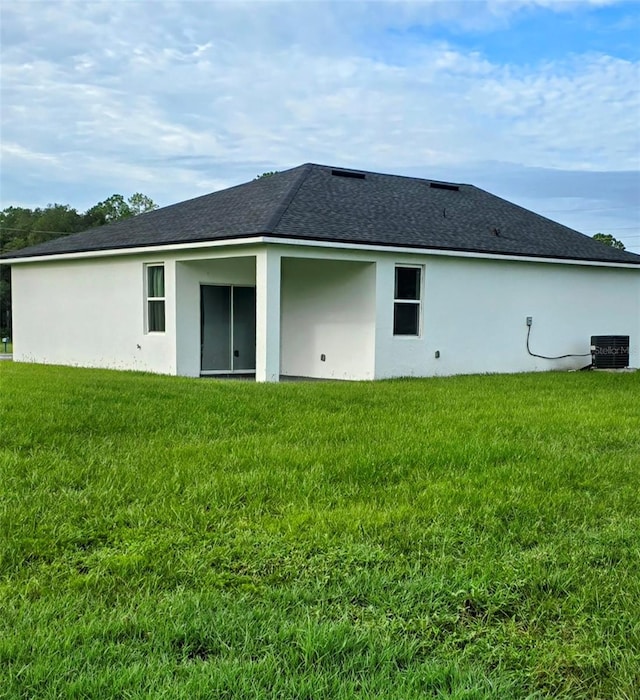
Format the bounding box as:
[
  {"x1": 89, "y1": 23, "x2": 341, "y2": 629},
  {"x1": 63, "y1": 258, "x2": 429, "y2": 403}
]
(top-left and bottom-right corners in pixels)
[
  {"x1": 331, "y1": 169, "x2": 366, "y2": 180},
  {"x1": 429, "y1": 182, "x2": 459, "y2": 192}
]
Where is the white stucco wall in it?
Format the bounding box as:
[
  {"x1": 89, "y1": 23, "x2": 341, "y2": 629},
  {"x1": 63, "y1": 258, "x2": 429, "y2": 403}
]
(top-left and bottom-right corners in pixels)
[
  {"x1": 255, "y1": 249, "x2": 281, "y2": 382},
  {"x1": 11, "y1": 255, "x2": 176, "y2": 373},
  {"x1": 374, "y1": 255, "x2": 640, "y2": 378},
  {"x1": 280, "y1": 257, "x2": 376, "y2": 379},
  {"x1": 7, "y1": 240, "x2": 639, "y2": 381}
]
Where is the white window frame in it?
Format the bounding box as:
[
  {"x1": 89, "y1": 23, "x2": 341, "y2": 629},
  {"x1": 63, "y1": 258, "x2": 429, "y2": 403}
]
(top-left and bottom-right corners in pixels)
[
  {"x1": 145, "y1": 263, "x2": 166, "y2": 334},
  {"x1": 393, "y1": 265, "x2": 422, "y2": 337}
]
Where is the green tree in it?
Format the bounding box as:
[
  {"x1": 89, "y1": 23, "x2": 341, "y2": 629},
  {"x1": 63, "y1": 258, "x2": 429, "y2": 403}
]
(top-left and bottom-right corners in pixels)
[
  {"x1": 0, "y1": 277, "x2": 10, "y2": 337},
  {"x1": 592, "y1": 233, "x2": 625, "y2": 250},
  {"x1": 255, "y1": 171, "x2": 279, "y2": 179},
  {"x1": 128, "y1": 193, "x2": 158, "y2": 216},
  {"x1": 30, "y1": 205, "x2": 84, "y2": 247},
  {"x1": 0, "y1": 207, "x2": 38, "y2": 253},
  {"x1": 83, "y1": 193, "x2": 157, "y2": 228}
]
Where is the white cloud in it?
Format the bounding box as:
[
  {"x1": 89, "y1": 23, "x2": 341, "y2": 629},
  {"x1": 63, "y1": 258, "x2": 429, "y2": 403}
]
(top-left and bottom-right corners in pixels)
[
  {"x1": 0, "y1": 0, "x2": 638, "y2": 248},
  {"x1": 1, "y1": 142, "x2": 62, "y2": 166}
]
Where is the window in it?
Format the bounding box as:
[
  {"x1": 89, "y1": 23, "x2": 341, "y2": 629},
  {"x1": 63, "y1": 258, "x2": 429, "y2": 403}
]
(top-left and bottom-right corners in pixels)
[
  {"x1": 146, "y1": 264, "x2": 165, "y2": 332},
  {"x1": 393, "y1": 266, "x2": 421, "y2": 336}
]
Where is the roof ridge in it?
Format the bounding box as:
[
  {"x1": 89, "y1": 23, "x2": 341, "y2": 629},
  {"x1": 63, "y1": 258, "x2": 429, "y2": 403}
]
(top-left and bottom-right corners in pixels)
[{"x1": 261, "y1": 164, "x2": 314, "y2": 233}]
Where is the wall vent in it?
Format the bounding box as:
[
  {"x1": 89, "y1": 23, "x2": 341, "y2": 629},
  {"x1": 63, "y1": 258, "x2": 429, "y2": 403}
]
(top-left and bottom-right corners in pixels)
[
  {"x1": 590, "y1": 335, "x2": 630, "y2": 369},
  {"x1": 429, "y1": 182, "x2": 459, "y2": 191},
  {"x1": 331, "y1": 169, "x2": 366, "y2": 180}
]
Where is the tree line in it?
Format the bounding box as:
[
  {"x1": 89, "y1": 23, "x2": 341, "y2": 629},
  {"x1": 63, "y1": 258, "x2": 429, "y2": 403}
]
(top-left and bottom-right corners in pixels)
[{"x1": 0, "y1": 194, "x2": 157, "y2": 338}]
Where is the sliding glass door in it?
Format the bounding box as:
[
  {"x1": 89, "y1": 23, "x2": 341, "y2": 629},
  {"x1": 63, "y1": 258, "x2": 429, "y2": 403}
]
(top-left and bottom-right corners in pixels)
[{"x1": 200, "y1": 285, "x2": 256, "y2": 373}]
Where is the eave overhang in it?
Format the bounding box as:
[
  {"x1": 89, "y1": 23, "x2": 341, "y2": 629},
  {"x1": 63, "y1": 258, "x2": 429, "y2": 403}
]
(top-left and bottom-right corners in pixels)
[{"x1": 2, "y1": 234, "x2": 639, "y2": 270}]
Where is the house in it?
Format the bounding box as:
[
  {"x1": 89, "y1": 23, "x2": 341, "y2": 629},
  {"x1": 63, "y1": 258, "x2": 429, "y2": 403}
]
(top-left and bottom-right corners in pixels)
[{"x1": 2, "y1": 163, "x2": 639, "y2": 381}]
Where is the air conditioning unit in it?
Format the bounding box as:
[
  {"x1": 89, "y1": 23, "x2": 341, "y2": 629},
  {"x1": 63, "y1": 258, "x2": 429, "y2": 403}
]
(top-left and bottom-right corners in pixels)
[{"x1": 590, "y1": 335, "x2": 630, "y2": 369}]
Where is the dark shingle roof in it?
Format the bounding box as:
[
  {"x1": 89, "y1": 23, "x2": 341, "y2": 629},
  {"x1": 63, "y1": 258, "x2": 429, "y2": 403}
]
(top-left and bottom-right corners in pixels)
[{"x1": 4, "y1": 163, "x2": 640, "y2": 264}]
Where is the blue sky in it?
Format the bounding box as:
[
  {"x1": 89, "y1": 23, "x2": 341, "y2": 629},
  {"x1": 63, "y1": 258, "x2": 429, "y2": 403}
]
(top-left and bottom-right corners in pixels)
[
  {"x1": 1, "y1": 0, "x2": 639, "y2": 251},
  {"x1": 391, "y1": 3, "x2": 640, "y2": 64}
]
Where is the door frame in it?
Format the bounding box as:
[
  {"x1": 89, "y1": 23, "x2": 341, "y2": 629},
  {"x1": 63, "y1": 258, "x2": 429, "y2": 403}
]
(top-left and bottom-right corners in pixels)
[{"x1": 200, "y1": 283, "x2": 256, "y2": 375}]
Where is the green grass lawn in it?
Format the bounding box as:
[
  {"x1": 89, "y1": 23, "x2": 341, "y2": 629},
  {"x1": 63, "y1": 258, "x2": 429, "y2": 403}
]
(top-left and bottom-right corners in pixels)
[{"x1": 1, "y1": 364, "x2": 639, "y2": 699}]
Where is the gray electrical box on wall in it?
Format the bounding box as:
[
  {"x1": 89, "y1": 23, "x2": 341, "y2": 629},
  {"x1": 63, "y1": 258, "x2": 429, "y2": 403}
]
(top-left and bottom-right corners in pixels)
[{"x1": 590, "y1": 335, "x2": 630, "y2": 369}]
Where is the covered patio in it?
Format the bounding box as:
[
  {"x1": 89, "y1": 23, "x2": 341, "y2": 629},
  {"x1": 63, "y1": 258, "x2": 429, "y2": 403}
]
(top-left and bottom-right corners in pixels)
[{"x1": 174, "y1": 247, "x2": 377, "y2": 381}]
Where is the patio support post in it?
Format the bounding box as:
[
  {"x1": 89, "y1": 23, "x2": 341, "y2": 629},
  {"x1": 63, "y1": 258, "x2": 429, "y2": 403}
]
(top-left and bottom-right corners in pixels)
[{"x1": 255, "y1": 248, "x2": 281, "y2": 382}]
